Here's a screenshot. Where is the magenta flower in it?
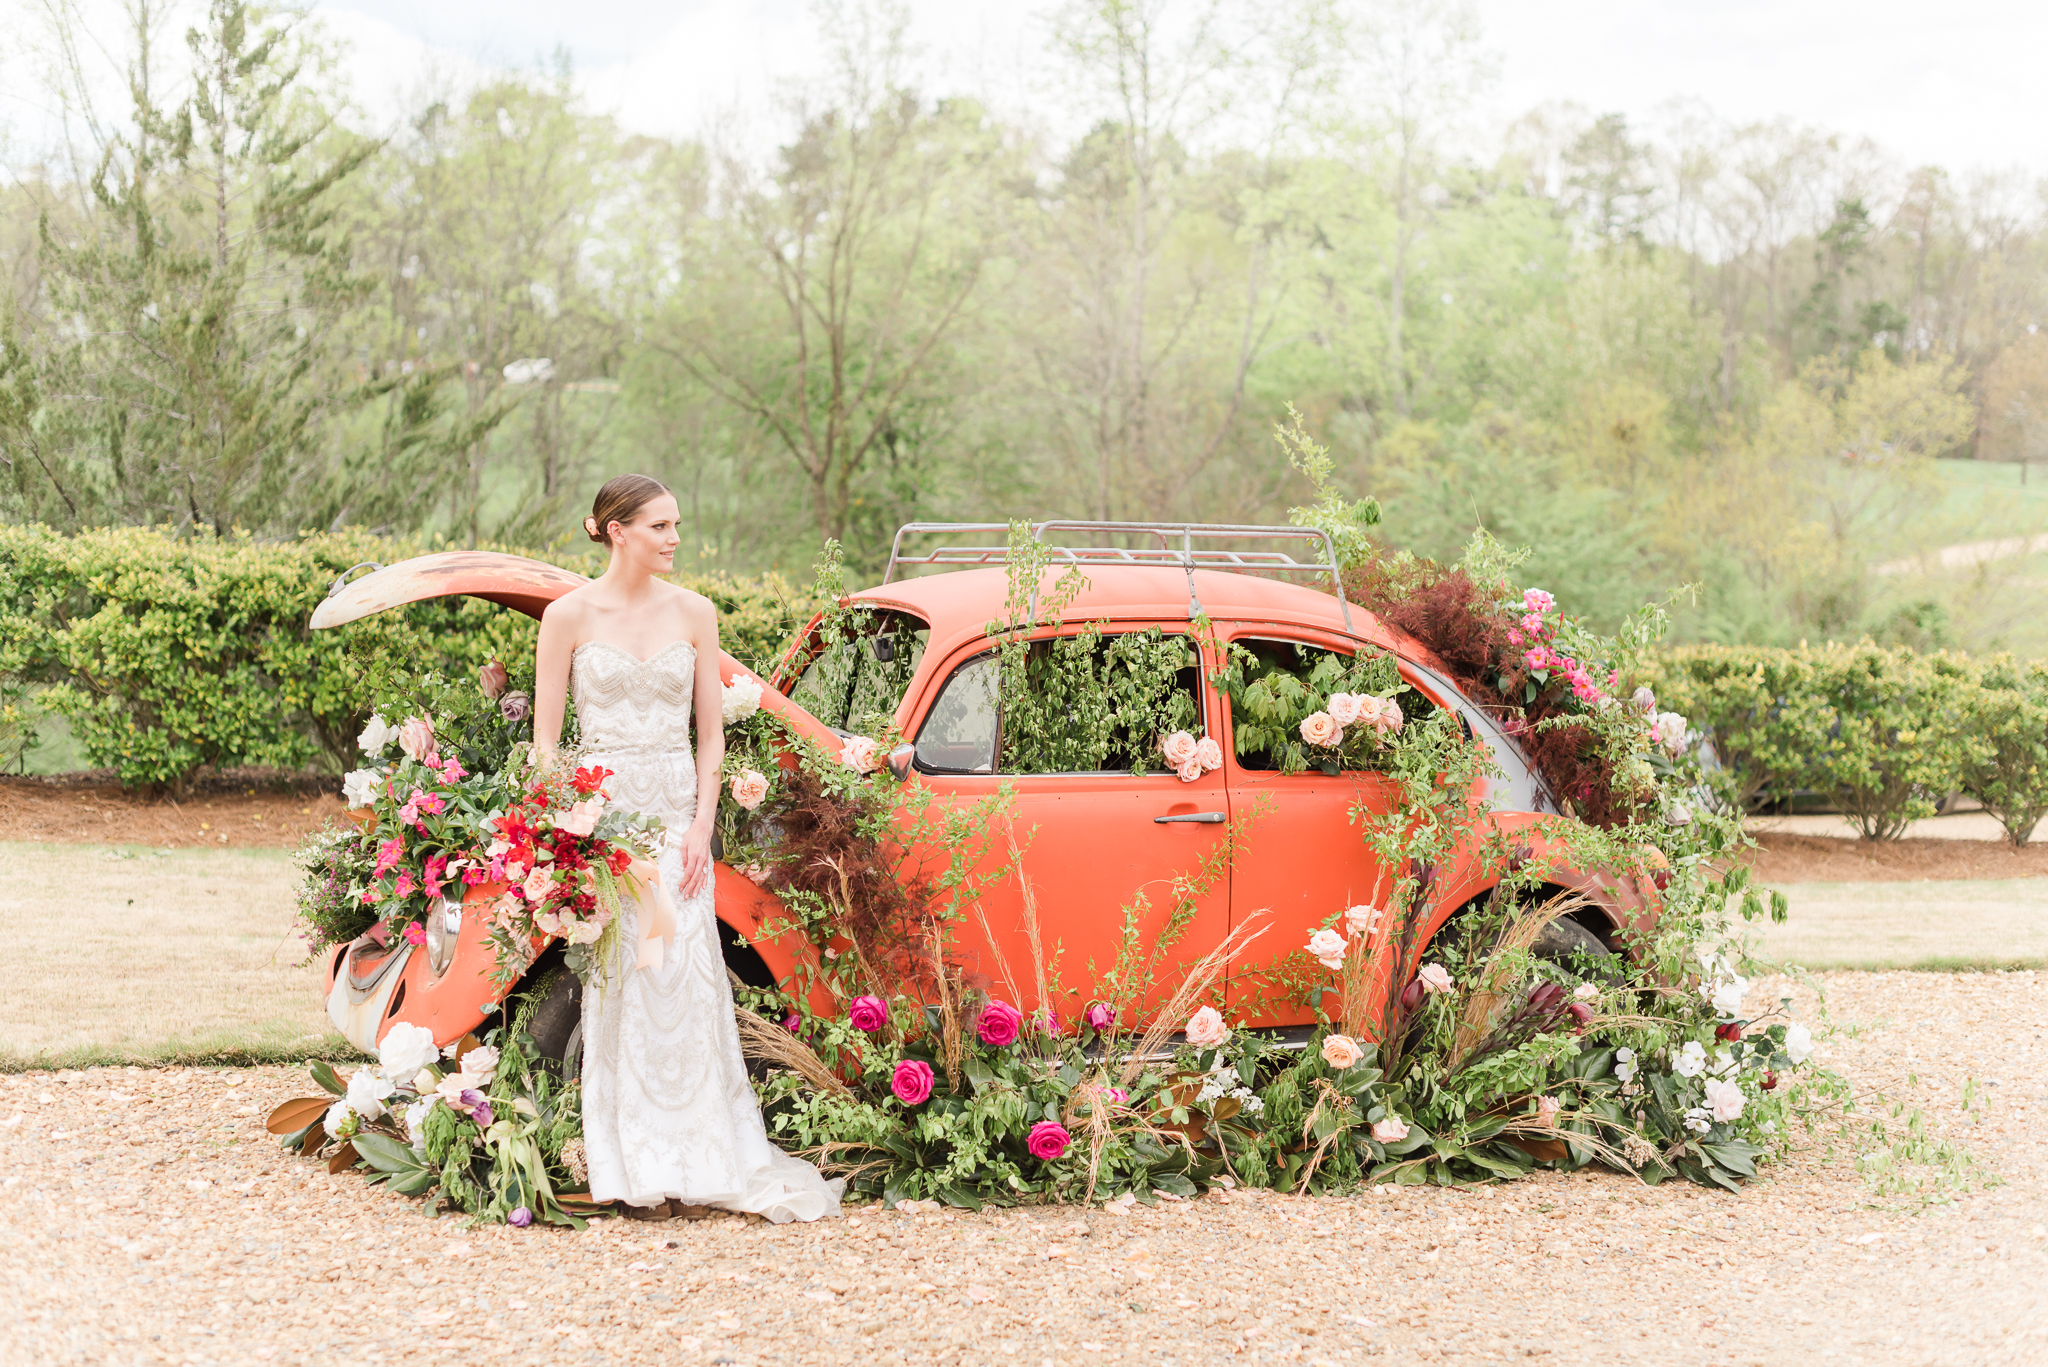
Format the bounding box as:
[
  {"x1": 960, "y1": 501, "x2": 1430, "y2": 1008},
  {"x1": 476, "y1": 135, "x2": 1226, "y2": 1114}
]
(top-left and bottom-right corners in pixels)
[
  {"x1": 1026, "y1": 1121, "x2": 1071, "y2": 1161},
  {"x1": 402, "y1": 921, "x2": 426, "y2": 946},
  {"x1": 460, "y1": 1091, "x2": 495, "y2": 1129},
  {"x1": 891, "y1": 1059, "x2": 935, "y2": 1105},
  {"x1": 393, "y1": 870, "x2": 418, "y2": 899},
  {"x1": 374, "y1": 837, "x2": 404, "y2": 878},
  {"x1": 849, "y1": 995, "x2": 889, "y2": 1033},
  {"x1": 507, "y1": 1206, "x2": 532, "y2": 1228},
  {"x1": 1083, "y1": 1002, "x2": 1116, "y2": 1032},
  {"x1": 977, "y1": 1000, "x2": 1023, "y2": 1047}
]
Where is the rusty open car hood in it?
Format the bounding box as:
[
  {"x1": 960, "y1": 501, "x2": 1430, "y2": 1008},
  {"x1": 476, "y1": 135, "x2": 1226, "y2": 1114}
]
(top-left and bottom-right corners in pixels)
[{"x1": 309, "y1": 551, "x2": 593, "y2": 629}]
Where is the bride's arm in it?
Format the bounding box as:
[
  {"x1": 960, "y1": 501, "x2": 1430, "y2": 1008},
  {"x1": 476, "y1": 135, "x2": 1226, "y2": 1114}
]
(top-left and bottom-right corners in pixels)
[
  {"x1": 679, "y1": 596, "x2": 725, "y2": 898},
  {"x1": 531, "y1": 599, "x2": 578, "y2": 766}
]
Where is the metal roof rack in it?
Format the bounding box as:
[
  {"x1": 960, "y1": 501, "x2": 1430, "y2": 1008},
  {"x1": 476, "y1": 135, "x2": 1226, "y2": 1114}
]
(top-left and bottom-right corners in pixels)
[{"x1": 882, "y1": 520, "x2": 1352, "y2": 630}]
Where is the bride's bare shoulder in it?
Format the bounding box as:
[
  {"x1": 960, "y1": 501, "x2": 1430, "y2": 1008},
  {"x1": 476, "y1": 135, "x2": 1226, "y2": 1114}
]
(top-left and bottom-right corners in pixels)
[{"x1": 655, "y1": 580, "x2": 720, "y2": 633}]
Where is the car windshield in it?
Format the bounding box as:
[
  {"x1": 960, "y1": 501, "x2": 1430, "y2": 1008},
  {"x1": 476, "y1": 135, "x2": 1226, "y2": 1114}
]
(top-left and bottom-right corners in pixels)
[{"x1": 785, "y1": 608, "x2": 929, "y2": 735}]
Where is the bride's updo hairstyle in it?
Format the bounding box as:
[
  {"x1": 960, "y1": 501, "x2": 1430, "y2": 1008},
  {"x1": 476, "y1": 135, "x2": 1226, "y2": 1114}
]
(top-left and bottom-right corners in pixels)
[{"x1": 584, "y1": 473, "x2": 671, "y2": 548}]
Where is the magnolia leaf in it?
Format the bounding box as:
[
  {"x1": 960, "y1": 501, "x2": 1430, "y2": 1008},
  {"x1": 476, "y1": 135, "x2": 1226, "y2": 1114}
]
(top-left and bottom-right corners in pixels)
[
  {"x1": 309, "y1": 1060, "x2": 347, "y2": 1096},
  {"x1": 326, "y1": 1141, "x2": 360, "y2": 1174},
  {"x1": 267, "y1": 1096, "x2": 332, "y2": 1135},
  {"x1": 351, "y1": 1132, "x2": 429, "y2": 1176}
]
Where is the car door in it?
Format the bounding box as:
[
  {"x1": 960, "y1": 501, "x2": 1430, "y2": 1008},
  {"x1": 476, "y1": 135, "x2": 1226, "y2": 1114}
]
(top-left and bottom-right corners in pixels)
[
  {"x1": 907, "y1": 626, "x2": 1232, "y2": 1026},
  {"x1": 1219, "y1": 629, "x2": 1440, "y2": 1027}
]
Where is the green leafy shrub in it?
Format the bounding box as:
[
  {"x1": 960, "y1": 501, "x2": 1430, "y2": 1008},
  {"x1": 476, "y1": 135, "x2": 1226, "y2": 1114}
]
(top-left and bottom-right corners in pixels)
[
  {"x1": 0, "y1": 525, "x2": 811, "y2": 791},
  {"x1": 1958, "y1": 654, "x2": 2048, "y2": 846},
  {"x1": 1653, "y1": 642, "x2": 1973, "y2": 840}
]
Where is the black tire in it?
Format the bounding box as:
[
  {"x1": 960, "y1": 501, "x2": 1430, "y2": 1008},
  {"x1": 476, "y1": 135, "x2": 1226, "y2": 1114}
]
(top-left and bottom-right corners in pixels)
[
  {"x1": 1530, "y1": 914, "x2": 1622, "y2": 982},
  {"x1": 523, "y1": 962, "x2": 583, "y2": 1082}
]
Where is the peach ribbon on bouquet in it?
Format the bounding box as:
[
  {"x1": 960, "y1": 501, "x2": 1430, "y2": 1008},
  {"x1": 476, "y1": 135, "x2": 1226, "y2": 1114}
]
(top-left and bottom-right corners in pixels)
[{"x1": 615, "y1": 857, "x2": 678, "y2": 973}]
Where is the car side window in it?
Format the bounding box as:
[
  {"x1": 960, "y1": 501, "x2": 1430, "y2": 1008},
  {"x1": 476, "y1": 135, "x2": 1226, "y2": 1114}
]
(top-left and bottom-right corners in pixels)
[
  {"x1": 913, "y1": 654, "x2": 999, "y2": 774},
  {"x1": 999, "y1": 627, "x2": 1201, "y2": 775},
  {"x1": 786, "y1": 609, "x2": 928, "y2": 735},
  {"x1": 1224, "y1": 637, "x2": 1437, "y2": 773}
]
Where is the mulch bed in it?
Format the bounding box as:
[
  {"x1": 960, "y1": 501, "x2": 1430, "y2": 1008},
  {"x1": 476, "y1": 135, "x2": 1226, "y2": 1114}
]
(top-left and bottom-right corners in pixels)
[
  {"x1": 0, "y1": 770, "x2": 344, "y2": 849},
  {"x1": 1741, "y1": 830, "x2": 2048, "y2": 884}
]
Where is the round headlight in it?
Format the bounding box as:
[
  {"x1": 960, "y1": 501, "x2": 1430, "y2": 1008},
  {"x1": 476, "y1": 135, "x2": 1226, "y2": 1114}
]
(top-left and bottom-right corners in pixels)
[{"x1": 425, "y1": 896, "x2": 462, "y2": 976}]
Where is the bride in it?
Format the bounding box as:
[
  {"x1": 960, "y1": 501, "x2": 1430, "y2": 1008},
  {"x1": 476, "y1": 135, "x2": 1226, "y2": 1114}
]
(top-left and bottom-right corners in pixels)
[{"x1": 531, "y1": 472, "x2": 843, "y2": 1224}]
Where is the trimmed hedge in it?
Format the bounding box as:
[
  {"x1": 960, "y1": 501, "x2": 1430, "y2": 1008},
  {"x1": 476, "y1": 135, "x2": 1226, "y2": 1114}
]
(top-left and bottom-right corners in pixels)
[
  {"x1": 0, "y1": 526, "x2": 811, "y2": 791},
  {"x1": 1651, "y1": 642, "x2": 2048, "y2": 843}
]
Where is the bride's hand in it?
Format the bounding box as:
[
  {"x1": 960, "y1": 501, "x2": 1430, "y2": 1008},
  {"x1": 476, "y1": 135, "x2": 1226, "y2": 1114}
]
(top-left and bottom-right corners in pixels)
[{"x1": 676, "y1": 821, "x2": 714, "y2": 899}]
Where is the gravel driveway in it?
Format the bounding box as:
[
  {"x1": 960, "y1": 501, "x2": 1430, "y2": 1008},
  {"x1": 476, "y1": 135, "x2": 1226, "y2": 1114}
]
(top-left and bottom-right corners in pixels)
[{"x1": 5, "y1": 971, "x2": 2045, "y2": 1367}]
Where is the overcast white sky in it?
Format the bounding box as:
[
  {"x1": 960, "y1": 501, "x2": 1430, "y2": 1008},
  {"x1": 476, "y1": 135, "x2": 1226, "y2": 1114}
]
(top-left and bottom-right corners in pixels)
[{"x1": 4, "y1": 0, "x2": 2044, "y2": 174}]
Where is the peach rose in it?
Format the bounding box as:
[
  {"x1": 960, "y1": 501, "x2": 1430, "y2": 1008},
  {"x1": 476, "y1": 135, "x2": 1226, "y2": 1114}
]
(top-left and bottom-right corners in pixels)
[
  {"x1": 840, "y1": 736, "x2": 881, "y2": 772},
  {"x1": 1536, "y1": 1095, "x2": 1562, "y2": 1126},
  {"x1": 1321, "y1": 1034, "x2": 1364, "y2": 1069},
  {"x1": 1416, "y1": 962, "x2": 1454, "y2": 994},
  {"x1": 1305, "y1": 927, "x2": 1348, "y2": 970},
  {"x1": 521, "y1": 867, "x2": 555, "y2": 901},
  {"x1": 1325, "y1": 692, "x2": 1363, "y2": 726},
  {"x1": 1371, "y1": 1114, "x2": 1409, "y2": 1143},
  {"x1": 477, "y1": 661, "x2": 509, "y2": 700},
  {"x1": 1344, "y1": 904, "x2": 1382, "y2": 937},
  {"x1": 1161, "y1": 730, "x2": 1199, "y2": 768},
  {"x1": 397, "y1": 716, "x2": 436, "y2": 762},
  {"x1": 1373, "y1": 699, "x2": 1405, "y2": 735},
  {"x1": 1176, "y1": 758, "x2": 1204, "y2": 784},
  {"x1": 1184, "y1": 1006, "x2": 1229, "y2": 1047},
  {"x1": 1299, "y1": 711, "x2": 1342, "y2": 748},
  {"x1": 731, "y1": 769, "x2": 770, "y2": 809},
  {"x1": 1194, "y1": 736, "x2": 1223, "y2": 771}
]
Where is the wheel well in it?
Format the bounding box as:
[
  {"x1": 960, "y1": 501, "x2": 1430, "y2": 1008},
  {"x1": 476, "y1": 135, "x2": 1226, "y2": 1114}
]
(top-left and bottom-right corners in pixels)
[
  {"x1": 721, "y1": 919, "x2": 777, "y2": 990},
  {"x1": 1426, "y1": 882, "x2": 1620, "y2": 957}
]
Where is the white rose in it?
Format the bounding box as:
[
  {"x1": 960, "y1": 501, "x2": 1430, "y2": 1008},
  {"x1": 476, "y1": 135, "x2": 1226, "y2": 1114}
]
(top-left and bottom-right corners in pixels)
[
  {"x1": 721, "y1": 675, "x2": 764, "y2": 725},
  {"x1": 377, "y1": 1022, "x2": 442, "y2": 1083},
  {"x1": 358, "y1": 714, "x2": 397, "y2": 756},
  {"x1": 1710, "y1": 1047, "x2": 1739, "y2": 1078},
  {"x1": 1708, "y1": 975, "x2": 1749, "y2": 1019},
  {"x1": 1344, "y1": 904, "x2": 1382, "y2": 937},
  {"x1": 1703, "y1": 1077, "x2": 1745, "y2": 1123},
  {"x1": 344, "y1": 1067, "x2": 393, "y2": 1121},
  {"x1": 342, "y1": 768, "x2": 382, "y2": 810},
  {"x1": 1664, "y1": 800, "x2": 1694, "y2": 827},
  {"x1": 1673, "y1": 1040, "x2": 1708, "y2": 1079},
  {"x1": 1785, "y1": 1023, "x2": 1814, "y2": 1066},
  {"x1": 324, "y1": 1099, "x2": 352, "y2": 1134},
  {"x1": 1656, "y1": 712, "x2": 1691, "y2": 756},
  {"x1": 460, "y1": 1045, "x2": 499, "y2": 1084},
  {"x1": 1305, "y1": 928, "x2": 1348, "y2": 970},
  {"x1": 403, "y1": 1097, "x2": 435, "y2": 1147}
]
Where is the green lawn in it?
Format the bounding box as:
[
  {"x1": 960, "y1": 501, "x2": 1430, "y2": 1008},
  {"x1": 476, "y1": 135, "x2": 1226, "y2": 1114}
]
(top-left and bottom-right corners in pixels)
[
  {"x1": 0, "y1": 841, "x2": 350, "y2": 1069},
  {"x1": 1748, "y1": 878, "x2": 2048, "y2": 971}
]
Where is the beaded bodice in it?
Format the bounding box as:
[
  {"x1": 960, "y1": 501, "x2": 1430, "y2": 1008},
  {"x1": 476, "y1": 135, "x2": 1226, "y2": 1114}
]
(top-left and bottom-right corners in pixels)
[{"x1": 569, "y1": 639, "x2": 698, "y2": 824}]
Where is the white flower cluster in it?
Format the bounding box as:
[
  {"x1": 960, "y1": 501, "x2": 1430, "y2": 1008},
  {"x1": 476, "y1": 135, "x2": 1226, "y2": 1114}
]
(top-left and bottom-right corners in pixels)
[
  {"x1": 721, "y1": 675, "x2": 764, "y2": 725},
  {"x1": 1194, "y1": 1063, "x2": 1264, "y2": 1116},
  {"x1": 319, "y1": 1023, "x2": 501, "y2": 1149},
  {"x1": 345, "y1": 714, "x2": 400, "y2": 809}
]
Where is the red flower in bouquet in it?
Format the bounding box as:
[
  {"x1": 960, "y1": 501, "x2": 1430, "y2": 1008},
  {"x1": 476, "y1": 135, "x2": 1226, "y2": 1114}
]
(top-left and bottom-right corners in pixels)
[{"x1": 572, "y1": 765, "x2": 614, "y2": 795}]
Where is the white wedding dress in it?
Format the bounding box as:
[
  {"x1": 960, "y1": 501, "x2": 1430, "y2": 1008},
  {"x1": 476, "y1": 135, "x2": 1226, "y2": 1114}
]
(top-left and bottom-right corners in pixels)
[{"x1": 571, "y1": 640, "x2": 844, "y2": 1223}]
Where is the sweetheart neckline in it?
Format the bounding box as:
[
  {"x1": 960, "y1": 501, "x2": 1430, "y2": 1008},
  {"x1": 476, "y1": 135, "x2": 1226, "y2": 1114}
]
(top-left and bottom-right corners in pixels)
[{"x1": 573, "y1": 639, "x2": 697, "y2": 668}]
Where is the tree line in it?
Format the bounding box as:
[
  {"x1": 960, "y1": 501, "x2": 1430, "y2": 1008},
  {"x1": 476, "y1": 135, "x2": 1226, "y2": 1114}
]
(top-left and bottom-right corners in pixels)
[{"x1": 3, "y1": 0, "x2": 2045, "y2": 649}]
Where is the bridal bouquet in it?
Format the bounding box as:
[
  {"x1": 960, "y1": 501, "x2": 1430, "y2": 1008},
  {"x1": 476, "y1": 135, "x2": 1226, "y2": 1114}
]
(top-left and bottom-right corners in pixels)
[{"x1": 478, "y1": 762, "x2": 667, "y2": 987}]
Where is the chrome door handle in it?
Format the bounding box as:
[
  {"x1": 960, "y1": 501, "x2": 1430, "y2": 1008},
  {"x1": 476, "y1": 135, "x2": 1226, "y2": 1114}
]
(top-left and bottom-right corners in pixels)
[{"x1": 1155, "y1": 812, "x2": 1227, "y2": 824}]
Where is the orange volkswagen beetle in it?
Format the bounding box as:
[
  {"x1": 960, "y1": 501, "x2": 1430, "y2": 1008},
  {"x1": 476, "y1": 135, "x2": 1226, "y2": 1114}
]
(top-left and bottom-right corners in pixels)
[{"x1": 318, "y1": 522, "x2": 1655, "y2": 1065}]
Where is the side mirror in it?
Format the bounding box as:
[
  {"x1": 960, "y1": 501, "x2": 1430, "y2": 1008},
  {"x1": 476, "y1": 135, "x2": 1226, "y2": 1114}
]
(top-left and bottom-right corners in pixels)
[{"x1": 887, "y1": 742, "x2": 917, "y2": 782}]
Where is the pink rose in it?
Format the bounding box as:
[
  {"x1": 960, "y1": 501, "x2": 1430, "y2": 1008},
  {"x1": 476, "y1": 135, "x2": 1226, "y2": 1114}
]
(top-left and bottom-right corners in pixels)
[
  {"x1": 1321, "y1": 1034, "x2": 1364, "y2": 1069},
  {"x1": 521, "y1": 867, "x2": 554, "y2": 901},
  {"x1": 1536, "y1": 1095, "x2": 1561, "y2": 1126},
  {"x1": 1703, "y1": 1077, "x2": 1744, "y2": 1123},
  {"x1": 891, "y1": 1059, "x2": 934, "y2": 1105},
  {"x1": 398, "y1": 716, "x2": 435, "y2": 762},
  {"x1": 1299, "y1": 711, "x2": 1342, "y2": 748},
  {"x1": 977, "y1": 999, "x2": 1023, "y2": 1047},
  {"x1": 1371, "y1": 1114, "x2": 1409, "y2": 1143},
  {"x1": 849, "y1": 995, "x2": 889, "y2": 1033},
  {"x1": 477, "y1": 661, "x2": 509, "y2": 700},
  {"x1": 730, "y1": 769, "x2": 770, "y2": 810},
  {"x1": 1026, "y1": 1120, "x2": 1071, "y2": 1161},
  {"x1": 1184, "y1": 1005, "x2": 1229, "y2": 1047},
  {"x1": 1176, "y1": 758, "x2": 1204, "y2": 783},
  {"x1": 1306, "y1": 927, "x2": 1348, "y2": 970},
  {"x1": 1193, "y1": 736, "x2": 1223, "y2": 771},
  {"x1": 1372, "y1": 699, "x2": 1404, "y2": 736},
  {"x1": 556, "y1": 797, "x2": 602, "y2": 837},
  {"x1": 1083, "y1": 1002, "x2": 1115, "y2": 1031},
  {"x1": 1161, "y1": 730, "x2": 1199, "y2": 768},
  {"x1": 1325, "y1": 693, "x2": 1363, "y2": 726},
  {"x1": 1344, "y1": 904, "x2": 1381, "y2": 937},
  {"x1": 840, "y1": 736, "x2": 881, "y2": 773},
  {"x1": 1417, "y1": 963, "x2": 1454, "y2": 994}
]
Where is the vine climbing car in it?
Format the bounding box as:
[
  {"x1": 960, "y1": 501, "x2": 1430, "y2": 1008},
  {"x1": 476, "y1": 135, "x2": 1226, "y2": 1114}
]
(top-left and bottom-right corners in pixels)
[{"x1": 310, "y1": 525, "x2": 1659, "y2": 1062}]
